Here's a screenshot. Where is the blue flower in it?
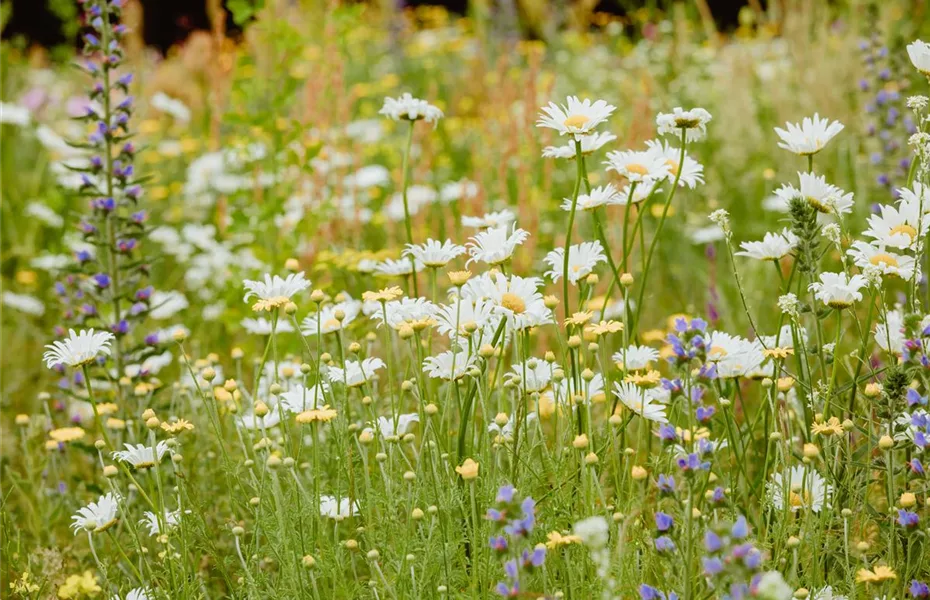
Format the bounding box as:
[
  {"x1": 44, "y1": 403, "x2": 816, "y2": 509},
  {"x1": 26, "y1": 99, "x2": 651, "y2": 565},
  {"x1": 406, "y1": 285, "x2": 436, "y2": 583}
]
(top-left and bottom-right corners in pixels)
[{"x1": 654, "y1": 512, "x2": 674, "y2": 532}]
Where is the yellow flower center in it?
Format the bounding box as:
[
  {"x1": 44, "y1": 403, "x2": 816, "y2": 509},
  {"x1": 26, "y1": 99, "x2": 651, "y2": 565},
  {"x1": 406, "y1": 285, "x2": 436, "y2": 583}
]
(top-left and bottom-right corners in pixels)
[
  {"x1": 500, "y1": 292, "x2": 526, "y2": 314},
  {"x1": 665, "y1": 159, "x2": 680, "y2": 176},
  {"x1": 626, "y1": 163, "x2": 650, "y2": 176},
  {"x1": 708, "y1": 345, "x2": 728, "y2": 359},
  {"x1": 869, "y1": 253, "x2": 899, "y2": 268},
  {"x1": 890, "y1": 224, "x2": 918, "y2": 240},
  {"x1": 323, "y1": 318, "x2": 341, "y2": 330},
  {"x1": 789, "y1": 490, "x2": 811, "y2": 507},
  {"x1": 563, "y1": 114, "x2": 590, "y2": 129}
]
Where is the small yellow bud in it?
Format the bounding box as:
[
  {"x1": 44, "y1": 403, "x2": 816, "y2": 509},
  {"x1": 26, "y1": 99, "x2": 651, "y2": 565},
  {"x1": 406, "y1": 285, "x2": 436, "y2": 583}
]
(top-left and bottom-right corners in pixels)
[
  {"x1": 900, "y1": 492, "x2": 917, "y2": 508},
  {"x1": 103, "y1": 465, "x2": 119, "y2": 478},
  {"x1": 302, "y1": 554, "x2": 316, "y2": 569},
  {"x1": 631, "y1": 465, "x2": 648, "y2": 480},
  {"x1": 285, "y1": 258, "x2": 300, "y2": 271},
  {"x1": 620, "y1": 273, "x2": 634, "y2": 287},
  {"x1": 879, "y1": 435, "x2": 894, "y2": 450},
  {"x1": 231, "y1": 347, "x2": 244, "y2": 359},
  {"x1": 802, "y1": 443, "x2": 820, "y2": 459},
  {"x1": 572, "y1": 434, "x2": 589, "y2": 449}
]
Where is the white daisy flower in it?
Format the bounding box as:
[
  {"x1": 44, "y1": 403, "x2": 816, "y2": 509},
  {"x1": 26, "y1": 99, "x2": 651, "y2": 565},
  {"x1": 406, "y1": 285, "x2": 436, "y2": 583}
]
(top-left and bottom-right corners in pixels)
[
  {"x1": 327, "y1": 357, "x2": 385, "y2": 387},
  {"x1": 43, "y1": 329, "x2": 115, "y2": 369},
  {"x1": 547, "y1": 372, "x2": 605, "y2": 407},
  {"x1": 25, "y1": 201, "x2": 64, "y2": 227},
  {"x1": 767, "y1": 466, "x2": 831, "y2": 512},
  {"x1": 809, "y1": 272, "x2": 868, "y2": 308},
  {"x1": 461, "y1": 209, "x2": 517, "y2": 229},
  {"x1": 863, "y1": 200, "x2": 930, "y2": 250},
  {"x1": 373, "y1": 257, "x2": 424, "y2": 277},
  {"x1": 242, "y1": 272, "x2": 311, "y2": 311},
  {"x1": 371, "y1": 413, "x2": 420, "y2": 438},
  {"x1": 760, "y1": 324, "x2": 807, "y2": 349},
  {"x1": 278, "y1": 384, "x2": 330, "y2": 413},
  {"x1": 644, "y1": 139, "x2": 705, "y2": 188},
  {"x1": 774, "y1": 114, "x2": 843, "y2": 156},
  {"x1": 439, "y1": 179, "x2": 479, "y2": 203},
  {"x1": 344, "y1": 164, "x2": 390, "y2": 189},
  {"x1": 2, "y1": 291, "x2": 45, "y2": 316},
  {"x1": 0, "y1": 102, "x2": 31, "y2": 126},
  {"x1": 536, "y1": 96, "x2": 616, "y2": 138},
  {"x1": 370, "y1": 297, "x2": 436, "y2": 329},
  {"x1": 847, "y1": 241, "x2": 916, "y2": 281},
  {"x1": 71, "y1": 493, "x2": 120, "y2": 534},
  {"x1": 151, "y1": 92, "x2": 191, "y2": 122},
  {"x1": 542, "y1": 132, "x2": 616, "y2": 159},
  {"x1": 543, "y1": 240, "x2": 606, "y2": 285},
  {"x1": 734, "y1": 229, "x2": 798, "y2": 261},
  {"x1": 379, "y1": 93, "x2": 443, "y2": 125},
  {"x1": 510, "y1": 360, "x2": 552, "y2": 393},
  {"x1": 465, "y1": 224, "x2": 530, "y2": 266},
  {"x1": 604, "y1": 149, "x2": 670, "y2": 183},
  {"x1": 241, "y1": 317, "x2": 295, "y2": 335},
  {"x1": 896, "y1": 182, "x2": 930, "y2": 215},
  {"x1": 874, "y1": 309, "x2": 905, "y2": 355},
  {"x1": 319, "y1": 495, "x2": 358, "y2": 519},
  {"x1": 31, "y1": 253, "x2": 71, "y2": 271},
  {"x1": 655, "y1": 107, "x2": 712, "y2": 142},
  {"x1": 907, "y1": 40, "x2": 930, "y2": 76},
  {"x1": 140, "y1": 509, "x2": 181, "y2": 536},
  {"x1": 811, "y1": 586, "x2": 847, "y2": 600},
  {"x1": 120, "y1": 588, "x2": 152, "y2": 600},
  {"x1": 301, "y1": 296, "x2": 361, "y2": 335},
  {"x1": 434, "y1": 297, "x2": 498, "y2": 341},
  {"x1": 386, "y1": 185, "x2": 437, "y2": 220},
  {"x1": 774, "y1": 172, "x2": 854, "y2": 216},
  {"x1": 423, "y1": 350, "x2": 476, "y2": 381},
  {"x1": 464, "y1": 272, "x2": 552, "y2": 331},
  {"x1": 612, "y1": 382, "x2": 668, "y2": 423},
  {"x1": 149, "y1": 290, "x2": 189, "y2": 319},
  {"x1": 403, "y1": 238, "x2": 466, "y2": 268},
  {"x1": 236, "y1": 407, "x2": 282, "y2": 430},
  {"x1": 615, "y1": 182, "x2": 661, "y2": 205},
  {"x1": 612, "y1": 345, "x2": 659, "y2": 371},
  {"x1": 561, "y1": 184, "x2": 622, "y2": 212},
  {"x1": 112, "y1": 442, "x2": 169, "y2": 469}
]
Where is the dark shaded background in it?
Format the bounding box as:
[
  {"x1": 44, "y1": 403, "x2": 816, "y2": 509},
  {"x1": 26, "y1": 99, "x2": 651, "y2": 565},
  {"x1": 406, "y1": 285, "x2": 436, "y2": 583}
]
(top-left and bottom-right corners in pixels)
[{"x1": 4, "y1": 0, "x2": 755, "y2": 53}]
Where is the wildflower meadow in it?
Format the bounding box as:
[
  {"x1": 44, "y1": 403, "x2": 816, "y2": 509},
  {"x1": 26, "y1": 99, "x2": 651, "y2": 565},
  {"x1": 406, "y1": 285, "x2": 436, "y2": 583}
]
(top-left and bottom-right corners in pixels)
[{"x1": 3, "y1": 1, "x2": 930, "y2": 598}]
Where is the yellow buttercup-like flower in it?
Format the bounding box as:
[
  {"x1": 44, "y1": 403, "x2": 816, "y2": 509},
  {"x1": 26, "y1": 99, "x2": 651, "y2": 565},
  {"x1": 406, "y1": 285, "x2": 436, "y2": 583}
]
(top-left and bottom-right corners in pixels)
[{"x1": 49, "y1": 427, "x2": 86, "y2": 443}]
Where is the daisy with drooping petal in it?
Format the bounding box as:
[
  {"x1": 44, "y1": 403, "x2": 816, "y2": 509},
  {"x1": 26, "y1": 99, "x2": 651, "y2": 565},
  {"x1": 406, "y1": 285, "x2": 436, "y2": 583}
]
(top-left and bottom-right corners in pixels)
[
  {"x1": 466, "y1": 224, "x2": 530, "y2": 266},
  {"x1": 734, "y1": 229, "x2": 798, "y2": 261},
  {"x1": 774, "y1": 114, "x2": 844, "y2": 156},
  {"x1": 561, "y1": 184, "x2": 622, "y2": 212},
  {"x1": 242, "y1": 272, "x2": 311, "y2": 312},
  {"x1": 71, "y1": 493, "x2": 119, "y2": 534},
  {"x1": 864, "y1": 194, "x2": 930, "y2": 249},
  {"x1": 605, "y1": 149, "x2": 670, "y2": 183},
  {"x1": 326, "y1": 357, "x2": 385, "y2": 387},
  {"x1": 613, "y1": 382, "x2": 668, "y2": 423},
  {"x1": 140, "y1": 509, "x2": 181, "y2": 536},
  {"x1": 536, "y1": 96, "x2": 616, "y2": 138},
  {"x1": 644, "y1": 139, "x2": 705, "y2": 188},
  {"x1": 543, "y1": 132, "x2": 616, "y2": 159},
  {"x1": 423, "y1": 350, "x2": 476, "y2": 381},
  {"x1": 809, "y1": 272, "x2": 869, "y2": 308},
  {"x1": 543, "y1": 241, "x2": 606, "y2": 285},
  {"x1": 112, "y1": 442, "x2": 169, "y2": 469},
  {"x1": 612, "y1": 345, "x2": 659, "y2": 371},
  {"x1": 43, "y1": 329, "x2": 115, "y2": 369},
  {"x1": 655, "y1": 107, "x2": 712, "y2": 142},
  {"x1": 379, "y1": 93, "x2": 443, "y2": 125},
  {"x1": 461, "y1": 209, "x2": 517, "y2": 230},
  {"x1": 403, "y1": 239, "x2": 466, "y2": 268},
  {"x1": 774, "y1": 172, "x2": 854, "y2": 216},
  {"x1": 767, "y1": 465, "x2": 831, "y2": 512},
  {"x1": 847, "y1": 241, "x2": 916, "y2": 280},
  {"x1": 907, "y1": 40, "x2": 930, "y2": 76},
  {"x1": 242, "y1": 317, "x2": 295, "y2": 335}
]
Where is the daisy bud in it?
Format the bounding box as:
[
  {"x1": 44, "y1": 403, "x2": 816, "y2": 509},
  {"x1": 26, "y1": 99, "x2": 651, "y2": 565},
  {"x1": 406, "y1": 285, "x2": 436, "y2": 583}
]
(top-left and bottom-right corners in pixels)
[
  {"x1": 761, "y1": 378, "x2": 773, "y2": 388},
  {"x1": 842, "y1": 419, "x2": 854, "y2": 431},
  {"x1": 769, "y1": 432, "x2": 782, "y2": 441},
  {"x1": 254, "y1": 402, "x2": 269, "y2": 417},
  {"x1": 201, "y1": 367, "x2": 216, "y2": 381},
  {"x1": 142, "y1": 408, "x2": 156, "y2": 420},
  {"x1": 624, "y1": 447, "x2": 635, "y2": 455},
  {"x1": 38, "y1": 392, "x2": 50, "y2": 401},
  {"x1": 544, "y1": 351, "x2": 556, "y2": 362},
  {"x1": 320, "y1": 352, "x2": 332, "y2": 363},
  {"x1": 543, "y1": 295, "x2": 559, "y2": 309},
  {"x1": 302, "y1": 555, "x2": 316, "y2": 569},
  {"x1": 802, "y1": 443, "x2": 820, "y2": 459},
  {"x1": 631, "y1": 465, "x2": 647, "y2": 480},
  {"x1": 494, "y1": 413, "x2": 509, "y2": 427},
  {"x1": 103, "y1": 465, "x2": 118, "y2": 477},
  {"x1": 587, "y1": 342, "x2": 598, "y2": 352},
  {"x1": 719, "y1": 398, "x2": 731, "y2": 407},
  {"x1": 794, "y1": 588, "x2": 809, "y2": 599},
  {"x1": 249, "y1": 497, "x2": 260, "y2": 506},
  {"x1": 425, "y1": 403, "x2": 438, "y2": 416},
  {"x1": 841, "y1": 508, "x2": 852, "y2": 517},
  {"x1": 224, "y1": 379, "x2": 238, "y2": 392},
  {"x1": 214, "y1": 387, "x2": 232, "y2": 402},
  {"x1": 284, "y1": 302, "x2": 298, "y2": 315},
  {"x1": 266, "y1": 455, "x2": 282, "y2": 469},
  {"x1": 437, "y1": 585, "x2": 447, "y2": 595},
  {"x1": 283, "y1": 457, "x2": 295, "y2": 468},
  {"x1": 581, "y1": 368, "x2": 595, "y2": 381},
  {"x1": 231, "y1": 347, "x2": 244, "y2": 359},
  {"x1": 172, "y1": 328, "x2": 187, "y2": 342},
  {"x1": 864, "y1": 383, "x2": 882, "y2": 398},
  {"x1": 403, "y1": 433, "x2": 415, "y2": 444},
  {"x1": 376, "y1": 452, "x2": 387, "y2": 462},
  {"x1": 404, "y1": 471, "x2": 416, "y2": 481},
  {"x1": 146, "y1": 416, "x2": 160, "y2": 429},
  {"x1": 427, "y1": 505, "x2": 438, "y2": 515},
  {"x1": 300, "y1": 363, "x2": 312, "y2": 374},
  {"x1": 586, "y1": 274, "x2": 599, "y2": 286},
  {"x1": 786, "y1": 536, "x2": 800, "y2": 548},
  {"x1": 573, "y1": 394, "x2": 585, "y2": 406},
  {"x1": 608, "y1": 414, "x2": 622, "y2": 426},
  {"x1": 879, "y1": 435, "x2": 894, "y2": 450},
  {"x1": 572, "y1": 434, "x2": 589, "y2": 449},
  {"x1": 401, "y1": 380, "x2": 414, "y2": 392},
  {"x1": 411, "y1": 507, "x2": 424, "y2": 520},
  {"x1": 585, "y1": 452, "x2": 599, "y2": 465},
  {"x1": 172, "y1": 454, "x2": 183, "y2": 463},
  {"x1": 620, "y1": 273, "x2": 634, "y2": 287},
  {"x1": 856, "y1": 541, "x2": 869, "y2": 552},
  {"x1": 349, "y1": 342, "x2": 361, "y2": 354},
  {"x1": 269, "y1": 383, "x2": 282, "y2": 395},
  {"x1": 285, "y1": 258, "x2": 300, "y2": 271},
  {"x1": 900, "y1": 492, "x2": 917, "y2": 508},
  {"x1": 398, "y1": 324, "x2": 414, "y2": 339},
  {"x1": 232, "y1": 526, "x2": 245, "y2": 537},
  {"x1": 345, "y1": 539, "x2": 359, "y2": 551},
  {"x1": 567, "y1": 335, "x2": 581, "y2": 348},
  {"x1": 367, "y1": 549, "x2": 380, "y2": 561},
  {"x1": 310, "y1": 289, "x2": 325, "y2": 303},
  {"x1": 244, "y1": 460, "x2": 255, "y2": 468}
]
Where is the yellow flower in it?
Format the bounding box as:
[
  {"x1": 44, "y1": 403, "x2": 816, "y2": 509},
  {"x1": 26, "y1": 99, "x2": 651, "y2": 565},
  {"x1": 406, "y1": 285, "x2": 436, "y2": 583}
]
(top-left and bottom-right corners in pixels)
[
  {"x1": 95, "y1": 403, "x2": 119, "y2": 416},
  {"x1": 624, "y1": 370, "x2": 662, "y2": 388},
  {"x1": 456, "y1": 458, "x2": 479, "y2": 480},
  {"x1": 856, "y1": 565, "x2": 896, "y2": 583},
  {"x1": 251, "y1": 296, "x2": 292, "y2": 312},
  {"x1": 362, "y1": 287, "x2": 404, "y2": 303},
  {"x1": 161, "y1": 419, "x2": 195, "y2": 435},
  {"x1": 586, "y1": 320, "x2": 623, "y2": 336},
  {"x1": 447, "y1": 271, "x2": 472, "y2": 286},
  {"x1": 762, "y1": 346, "x2": 794, "y2": 359},
  {"x1": 9, "y1": 571, "x2": 40, "y2": 594},
  {"x1": 546, "y1": 531, "x2": 581, "y2": 549},
  {"x1": 49, "y1": 427, "x2": 85, "y2": 443},
  {"x1": 57, "y1": 570, "x2": 101, "y2": 599},
  {"x1": 564, "y1": 311, "x2": 593, "y2": 327},
  {"x1": 106, "y1": 418, "x2": 126, "y2": 430},
  {"x1": 296, "y1": 406, "x2": 338, "y2": 424},
  {"x1": 811, "y1": 416, "x2": 843, "y2": 437}
]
